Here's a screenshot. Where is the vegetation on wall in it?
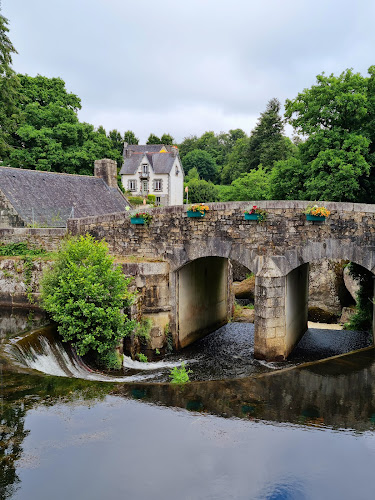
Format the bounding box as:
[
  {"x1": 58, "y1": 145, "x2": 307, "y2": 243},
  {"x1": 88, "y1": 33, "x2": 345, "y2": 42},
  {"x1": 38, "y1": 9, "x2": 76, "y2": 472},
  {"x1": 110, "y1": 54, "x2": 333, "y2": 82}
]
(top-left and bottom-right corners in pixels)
[{"x1": 40, "y1": 235, "x2": 136, "y2": 369}]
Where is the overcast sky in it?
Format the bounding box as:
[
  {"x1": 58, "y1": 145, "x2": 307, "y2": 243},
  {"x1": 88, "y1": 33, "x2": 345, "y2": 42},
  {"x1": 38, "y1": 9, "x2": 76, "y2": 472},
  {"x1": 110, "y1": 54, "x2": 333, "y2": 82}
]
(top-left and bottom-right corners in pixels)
[{"x1": 2, "y1": 0, "x2": 375, "y2": 143}]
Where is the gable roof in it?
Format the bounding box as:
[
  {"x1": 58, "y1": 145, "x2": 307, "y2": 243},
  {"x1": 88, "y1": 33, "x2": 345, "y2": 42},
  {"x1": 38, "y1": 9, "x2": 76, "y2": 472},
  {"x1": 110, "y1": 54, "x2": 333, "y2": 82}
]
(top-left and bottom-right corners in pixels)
[
  {"x1": 123, "y1": 144, "x2": 166, "y2": 156},
  {"x1": 119, "y1": 152, "x2": 178, "y2": 175},
  {"x1": 0, "y1": 166, "x2": 129, "y2": 227}
]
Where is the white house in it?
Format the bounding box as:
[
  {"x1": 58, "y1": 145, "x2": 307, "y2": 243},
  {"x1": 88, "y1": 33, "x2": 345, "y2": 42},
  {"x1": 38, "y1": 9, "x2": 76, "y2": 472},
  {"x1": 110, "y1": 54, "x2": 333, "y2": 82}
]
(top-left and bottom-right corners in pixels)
[{"x1": 120, "y1": 144, "x2": 184, "y2": 206}]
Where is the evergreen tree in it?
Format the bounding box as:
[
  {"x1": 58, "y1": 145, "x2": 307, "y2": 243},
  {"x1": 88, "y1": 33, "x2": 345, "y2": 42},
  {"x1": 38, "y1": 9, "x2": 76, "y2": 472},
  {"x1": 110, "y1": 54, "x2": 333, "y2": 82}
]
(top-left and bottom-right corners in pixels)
[
  {"x1": 246, "y1": 98, "x2": 287, "y2": 171},
  {"x1": 0, "y1": 15, "x2": 20, "y2": 159}
]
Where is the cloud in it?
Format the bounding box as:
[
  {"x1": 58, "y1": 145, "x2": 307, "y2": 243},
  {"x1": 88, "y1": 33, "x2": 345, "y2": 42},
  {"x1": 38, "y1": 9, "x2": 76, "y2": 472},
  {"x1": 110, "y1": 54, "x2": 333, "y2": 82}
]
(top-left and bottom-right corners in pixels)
[{"x1": 3, "y1": 0, "x2": 375, "y2": 141}]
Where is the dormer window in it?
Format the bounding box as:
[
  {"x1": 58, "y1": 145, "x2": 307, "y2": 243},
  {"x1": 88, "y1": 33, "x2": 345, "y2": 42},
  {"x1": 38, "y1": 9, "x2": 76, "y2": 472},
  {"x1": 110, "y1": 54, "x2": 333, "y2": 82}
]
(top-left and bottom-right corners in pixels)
[{"x1": 142, "y1": 164, "x2": 148, "y2": 174}]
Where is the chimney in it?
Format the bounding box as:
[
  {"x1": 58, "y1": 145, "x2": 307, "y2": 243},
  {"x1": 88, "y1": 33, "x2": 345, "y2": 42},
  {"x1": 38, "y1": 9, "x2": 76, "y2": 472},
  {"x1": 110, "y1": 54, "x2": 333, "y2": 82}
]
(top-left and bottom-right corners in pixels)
[
  {"x1": 171, "y1": 146, "x2": 178, "y2": 157},
  {"x1": 94, "y1": 159, "x2": 118, "y2": 188}
]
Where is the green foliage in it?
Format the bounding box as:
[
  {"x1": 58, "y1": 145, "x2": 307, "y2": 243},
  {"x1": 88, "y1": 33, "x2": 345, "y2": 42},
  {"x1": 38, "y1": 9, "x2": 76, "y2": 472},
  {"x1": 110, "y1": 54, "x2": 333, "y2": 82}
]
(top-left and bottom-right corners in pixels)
[
  {"x1": 128, "y1": 196, "x2": 145, "y2": 205},
  {"x1": 147, "y1": 194, "x2": 156, "y2": 204},
  {"x1": 269, "y1": 158, "x2": 307, "y2": 200},
  {"x1": 133, "y1": 212, "x2": 153, "y2": 225},
  {"x1": 220, "y1": 137, "x2": 250, "y2": 184},
  {"x1": 124, "y1": 130, "x2": 139, "y2": 145},
  {"x1": 40, "y1": 235, "x2": 136, "y2": 366},
  {"x1": 182, "y1": 149, "x2": 217, "y2": 181},
  {"x1": 0, "y1": 15, "x2": 21, "y2": 158},
  {"x1": 160, "y1": 133, "x2": 174, "y2": 144},
  {"x1": 134, "y1": 317, "x2": 152, "y2": 341},
  {"x1": 185, "y1": 167, "x2": 200, "y2": 183},
  {"x1": 0, "y1": 242, "x2": 46, "y2": 256},
  {"x1": 96, "y1": 350, "x2": 123, "y2": 370},
  {"x1": 344, "y1": 263, "x2": 373, "y2": 331},
  {"x1": 146, "y1": 133, "x2": 161, "y2": 144},
  {"x1": 169, "y1": 362, "x2": 192, "y2": 385},
  {"x1": 2, "y1": 75, "x2": 122, "y2": 175},
  {"x1": 186, "y1": 178, "x2": 219, "y2": 203},
  {"x1": 136, "y1": 353, "x2": 148, "y2": 363},
  {"x1": 284, "y1": 67, "x2": 375, "y2": 203},
  {"x1": 22, "y1": 255, "x2": 34, "y2": 304},
  {"x1": 227, "y1": 166, "x2": 270, "y2": 201}
]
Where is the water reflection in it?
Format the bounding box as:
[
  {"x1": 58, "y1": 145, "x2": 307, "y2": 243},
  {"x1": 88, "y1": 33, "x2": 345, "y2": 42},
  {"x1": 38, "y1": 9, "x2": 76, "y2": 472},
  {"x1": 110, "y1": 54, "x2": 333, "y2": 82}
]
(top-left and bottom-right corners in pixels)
[{"x1": 116, "y1": 347, "x2": 375, "y2": 432}]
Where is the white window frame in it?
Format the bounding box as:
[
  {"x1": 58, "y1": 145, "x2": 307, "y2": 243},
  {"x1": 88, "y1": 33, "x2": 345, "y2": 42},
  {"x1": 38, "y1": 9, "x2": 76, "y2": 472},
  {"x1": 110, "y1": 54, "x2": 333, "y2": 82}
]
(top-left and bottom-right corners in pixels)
[
  {"x1": 154, "y1": 179, "x2": 162, "y2": 191},
  {"x1": 128, "y1": 179, "x2": 137, "y2": 191}
]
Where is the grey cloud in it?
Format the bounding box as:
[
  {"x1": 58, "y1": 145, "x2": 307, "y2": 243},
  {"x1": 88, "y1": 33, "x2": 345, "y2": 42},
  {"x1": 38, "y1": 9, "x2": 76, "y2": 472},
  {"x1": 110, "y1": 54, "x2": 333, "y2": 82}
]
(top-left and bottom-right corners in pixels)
[{"x1": 3, "y1": 0, "x2": 375, "y2": 141}]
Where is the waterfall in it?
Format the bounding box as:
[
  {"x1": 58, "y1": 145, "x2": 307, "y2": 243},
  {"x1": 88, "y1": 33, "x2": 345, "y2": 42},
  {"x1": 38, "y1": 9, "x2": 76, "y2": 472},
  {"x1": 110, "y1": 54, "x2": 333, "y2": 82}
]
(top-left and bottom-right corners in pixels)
[{"x1": 5, "y1": 327, "x2": 170, "y2": 382}]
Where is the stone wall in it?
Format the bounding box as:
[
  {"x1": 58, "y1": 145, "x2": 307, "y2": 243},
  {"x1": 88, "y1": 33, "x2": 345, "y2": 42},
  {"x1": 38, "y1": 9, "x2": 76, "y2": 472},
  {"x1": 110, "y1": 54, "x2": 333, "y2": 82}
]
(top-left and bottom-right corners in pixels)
[
  {"x1": 0, "y1": 228, "x2": 66, "y2": 252},
  {"x1": 67, "y1": 201, "x2": 375, "y2": 359}
]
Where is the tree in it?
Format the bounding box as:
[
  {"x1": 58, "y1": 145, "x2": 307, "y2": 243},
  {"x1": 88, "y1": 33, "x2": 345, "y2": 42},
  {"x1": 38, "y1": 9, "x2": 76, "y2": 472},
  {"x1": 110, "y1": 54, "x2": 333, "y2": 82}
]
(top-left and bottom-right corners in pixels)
[
  {"x1": 186, "y1": 178, "x2": 219, "y2": 203},
  {"x1": 182, "y1": 149, "x2": 217, "y2": 182},
  {"x1": 221, "y1": 137, "x2": 250, "y2": 184},
  {"x1": 227, "y1": 166, "x2": 270, "y2": 201},
  {"x1": 146, "y1": 133, "x2": 161, "y2": 144},
  {"x1": 41, "y1": 235, "x2": 136, "y2": 369},
  {"x1": 160, "y1": 133, "x2": 174, "y2": 144},
  {"x1": 246, "y1": 98, "x2": 288, "y2": 171},
  {"x1": 0, "y1": 15, "x2": 20, "y2": 159},
  {"x1": 269, "y1": 157, "x2": 307, "y2": 200},
  {"x1": 124, "y1": 130, "x2": 139, "y2": 145},
  {"x1": 285, "y1": 68, "x2": 374, "y2": 202},
  {"x1": 3, "y1": 75, "x2": 121, "y2": 175}
]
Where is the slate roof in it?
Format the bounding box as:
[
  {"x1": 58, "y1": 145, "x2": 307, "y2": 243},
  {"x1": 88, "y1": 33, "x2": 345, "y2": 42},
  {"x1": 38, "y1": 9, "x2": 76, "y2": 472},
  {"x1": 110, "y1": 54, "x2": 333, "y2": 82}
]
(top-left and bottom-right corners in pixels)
[
  {"x1": 0, "y1": 166, "x2": 129, "y2": 227},
  {"x1": 119, "y1": 152, "x2": 177, "y2": 175},
  {"x1": 123, "y1": 144, "x2": 166, "y2": 156}
]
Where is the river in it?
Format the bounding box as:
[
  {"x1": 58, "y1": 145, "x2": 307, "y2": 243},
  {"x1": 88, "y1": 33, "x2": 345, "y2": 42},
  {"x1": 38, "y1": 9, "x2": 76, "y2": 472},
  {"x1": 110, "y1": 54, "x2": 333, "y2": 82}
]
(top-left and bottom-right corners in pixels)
[{"x1": 1, "y1": 309, "x2": 375, "y2": 500}]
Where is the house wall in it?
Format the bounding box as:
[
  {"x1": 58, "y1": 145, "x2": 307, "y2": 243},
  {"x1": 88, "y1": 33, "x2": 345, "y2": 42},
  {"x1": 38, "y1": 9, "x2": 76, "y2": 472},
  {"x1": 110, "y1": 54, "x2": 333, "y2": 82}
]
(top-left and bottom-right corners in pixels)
[
  {"x1": 121, "y1": 156, "x2": 184, "y2": 206},
  {"x1": 169, "y1": 158, "x2": 184, "y2": 206}
]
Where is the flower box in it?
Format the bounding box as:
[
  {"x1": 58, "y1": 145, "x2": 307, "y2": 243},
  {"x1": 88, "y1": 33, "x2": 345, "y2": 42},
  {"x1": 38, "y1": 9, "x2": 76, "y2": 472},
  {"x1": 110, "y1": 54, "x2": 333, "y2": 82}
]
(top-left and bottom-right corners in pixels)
[
  {"x1": 244, "y1": 213, "x2": 261, "y2": 221},
  {"x1": 131, "y1": 217, "x2": 145, "y2": 225},
  {"x1": 187, "y1": 211, "x2": 205, "y2": 218},
  {"x1": 306, "y1": 214, "x2": 326, "y2": 222}
]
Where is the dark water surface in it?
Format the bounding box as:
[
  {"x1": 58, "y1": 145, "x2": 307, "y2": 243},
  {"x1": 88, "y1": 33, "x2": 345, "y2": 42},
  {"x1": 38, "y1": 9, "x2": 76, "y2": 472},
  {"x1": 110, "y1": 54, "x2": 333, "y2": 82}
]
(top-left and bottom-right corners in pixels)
[{"x1": 2, "y1": 313, "x2": 375, "y2": 499}]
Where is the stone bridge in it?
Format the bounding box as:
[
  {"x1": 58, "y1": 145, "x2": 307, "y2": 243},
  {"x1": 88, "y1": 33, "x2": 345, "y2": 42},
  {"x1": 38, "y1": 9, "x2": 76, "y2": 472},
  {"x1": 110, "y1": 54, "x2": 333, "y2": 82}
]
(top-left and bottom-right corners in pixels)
[{"x1": 68, "y1": 201, "x2": 375, "y2": 360}]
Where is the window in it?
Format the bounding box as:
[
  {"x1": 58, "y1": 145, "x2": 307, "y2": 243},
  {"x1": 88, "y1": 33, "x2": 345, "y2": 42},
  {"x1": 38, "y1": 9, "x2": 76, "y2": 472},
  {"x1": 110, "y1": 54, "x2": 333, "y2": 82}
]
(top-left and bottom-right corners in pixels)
[
  {"x1": 175, "y1": 165, "x2": 179, "y2": 176},
  {"x1": 128, "y1": 179, "x2": 137, "y2": 191},
  {"x1": 156, "y1": 196, "x2": 161, "y2": 205},
  {"x1": 154, "y1": 179, "x2": 162, "y2": 191},
  {"x1": 142, "y1": 180, "x2": 148, "y2": 193},
  {"x1": 142, "y1": 164, "x2": 148, "y2": 174}
]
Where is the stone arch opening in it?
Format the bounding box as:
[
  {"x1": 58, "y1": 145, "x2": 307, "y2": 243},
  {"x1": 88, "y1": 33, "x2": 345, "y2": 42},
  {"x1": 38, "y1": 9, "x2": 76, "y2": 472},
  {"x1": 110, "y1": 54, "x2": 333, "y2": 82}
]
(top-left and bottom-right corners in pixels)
[
  {"x1": 174, "y1": 256, "x2": 255, "y2": 350},
  {"x1": 284, "y1": 260, "x2": 375, "y2": 360}
]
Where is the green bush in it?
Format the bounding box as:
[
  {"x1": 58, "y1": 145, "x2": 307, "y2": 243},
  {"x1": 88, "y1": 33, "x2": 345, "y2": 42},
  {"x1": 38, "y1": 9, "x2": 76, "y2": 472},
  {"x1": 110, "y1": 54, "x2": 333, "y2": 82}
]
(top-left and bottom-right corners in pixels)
[
  {"x1": 0, "y1": 242, "x2": 46, "y2": 256},
  {"x1": 147, "y1": 194, "x2": 156, "y2": 204},
  {"x1": 137, "y1": 353, "x2": 148, "y2": 363},
  {"x1": 128, "y1": 196, "x2": 144, "y2": 205},
  {"x1": 40, "y1": 235, "x2": 136, "y2": 368},
  {"x1": 96, "y1": 350, "x2": 123, "y2": 370},
  {"x1": 169, "y1": 362, "x2": 192, "y2": 384}
]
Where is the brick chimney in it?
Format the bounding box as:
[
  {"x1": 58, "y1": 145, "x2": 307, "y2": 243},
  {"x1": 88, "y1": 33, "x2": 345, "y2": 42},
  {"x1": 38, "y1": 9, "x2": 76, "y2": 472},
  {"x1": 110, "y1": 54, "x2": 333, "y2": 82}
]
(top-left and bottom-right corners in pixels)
[
  {"x1": 171, "y1": 146, "x2": 178, "y2": 157},
  {"x1": 94, "y1": 159, "x2": 118, "y2": 188}
]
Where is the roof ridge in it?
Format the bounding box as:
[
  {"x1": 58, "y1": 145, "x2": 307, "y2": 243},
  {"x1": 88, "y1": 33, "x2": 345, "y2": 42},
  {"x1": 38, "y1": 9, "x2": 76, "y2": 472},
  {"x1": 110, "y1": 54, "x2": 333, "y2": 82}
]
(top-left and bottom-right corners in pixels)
[{"x1": 0, "y1": 165, "x2": 99, "y2": 180}]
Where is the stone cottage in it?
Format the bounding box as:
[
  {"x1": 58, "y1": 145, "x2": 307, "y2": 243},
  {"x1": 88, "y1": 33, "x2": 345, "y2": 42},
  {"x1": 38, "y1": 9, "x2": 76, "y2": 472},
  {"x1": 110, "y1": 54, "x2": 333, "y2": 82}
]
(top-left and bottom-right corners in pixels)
[
  {"x1": 0, "y1": 159, "x2": 129, "y2": 228},
  {"x1": 120, "y1": 144, "x2": 184, "y2": 206}
]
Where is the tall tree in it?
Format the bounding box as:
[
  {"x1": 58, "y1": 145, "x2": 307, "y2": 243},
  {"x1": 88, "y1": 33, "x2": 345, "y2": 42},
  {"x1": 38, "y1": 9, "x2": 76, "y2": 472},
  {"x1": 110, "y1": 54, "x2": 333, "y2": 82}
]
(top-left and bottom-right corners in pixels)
[
  {"x1": 246, "y1": 98, "x2": 287, "y2": 171},
  {"x1": 182, "y1": 149, "x2": 217, "y2": 182},
  {"x1": 284, "y1": 68, "x2": 374, "y2": 202},
  {"x1": 146, "y1": 133, "x2": 161, "y2": 144},
  {"x1": 0, "y1": 15, "x2": 20, "y2": 159},
  {"x1": 160, "y1": 133, "x2": 174, "y2": 145},
  {"x1": 4, "y1": 75, "x2": 121, "y2": 175},
  {"x1": 124, "y1": 130, "x2": 139, "y2": 145}
]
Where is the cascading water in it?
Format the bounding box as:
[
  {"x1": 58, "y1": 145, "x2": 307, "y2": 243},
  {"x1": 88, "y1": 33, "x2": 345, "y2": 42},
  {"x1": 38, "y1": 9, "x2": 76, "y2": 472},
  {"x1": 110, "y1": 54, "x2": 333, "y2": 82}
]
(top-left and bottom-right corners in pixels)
[{"x1": 5, "y1": 327, "x2": 185, "y2": 382}]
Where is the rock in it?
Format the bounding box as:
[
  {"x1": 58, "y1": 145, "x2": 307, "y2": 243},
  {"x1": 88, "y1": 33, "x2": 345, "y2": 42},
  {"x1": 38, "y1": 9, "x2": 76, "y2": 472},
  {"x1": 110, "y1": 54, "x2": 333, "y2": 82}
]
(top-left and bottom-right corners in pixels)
[
  {"x1": 231, "y1": 260, "x2": 251, "y2": 281},
  {"x1": 343, "y1": 266, "x2": 360, "y2": 302},
  {"x1": 234, "y1": 307, "x2": 254, "y2": 323},
  {"x1": 339, "y1": 306, "x2": 356, "y2": 325},
  {"x1": 308, "y1": 260, "x2": 352, "y2": 322},
  {"x1": 233, "y1": 276, "x2": 255, "y2": 299}
]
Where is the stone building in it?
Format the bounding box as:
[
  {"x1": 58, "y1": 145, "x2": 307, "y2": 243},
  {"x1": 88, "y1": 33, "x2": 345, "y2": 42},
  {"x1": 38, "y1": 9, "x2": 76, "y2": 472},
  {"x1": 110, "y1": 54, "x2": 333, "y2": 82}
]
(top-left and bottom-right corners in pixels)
[
  {"x1": 0, "y1": 159, "x2": 129, "y2": 228},
  {"x1": 120, "y1": 144, "x2": 184, "y2": 206}
]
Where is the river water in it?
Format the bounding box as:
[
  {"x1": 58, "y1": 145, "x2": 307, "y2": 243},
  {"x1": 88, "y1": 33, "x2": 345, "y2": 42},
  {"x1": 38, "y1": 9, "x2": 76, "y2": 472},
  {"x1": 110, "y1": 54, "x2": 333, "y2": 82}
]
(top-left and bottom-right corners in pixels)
[{"x1": 2, "y1": 309, "x2": 375, "y2": 500}]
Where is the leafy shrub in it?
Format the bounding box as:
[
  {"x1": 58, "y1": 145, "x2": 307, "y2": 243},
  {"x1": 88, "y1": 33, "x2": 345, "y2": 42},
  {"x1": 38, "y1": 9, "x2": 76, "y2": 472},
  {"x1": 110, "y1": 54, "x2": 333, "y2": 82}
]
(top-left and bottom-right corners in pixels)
[
  {"x1": 135, "y1": 317, "x2": 152, "y2": 341},
  {"x1": 147, "y1": 194, "x2": 156, "y2": 204},
  {"x1": 137, "y1": 353, "x2": 148, "y2": 362},
  {"x1": 169, "y1": 362, "x2": 192, "y2": 384},
  {"x1": 96, "y1": 350, "x2": 123, "y2": 370},
  {"x1": 40, "y1": 235, "x2": 136, "y2": 368},
  {"x1": 0, "y1": 242, "x2": 46, "y2": 256}
]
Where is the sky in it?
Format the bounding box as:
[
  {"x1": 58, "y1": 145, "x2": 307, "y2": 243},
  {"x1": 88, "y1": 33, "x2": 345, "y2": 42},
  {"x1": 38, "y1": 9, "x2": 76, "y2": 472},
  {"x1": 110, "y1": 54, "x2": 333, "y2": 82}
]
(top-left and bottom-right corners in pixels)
[{"x1": 2, "y1": 0, "x2": 375, "y2": 143}]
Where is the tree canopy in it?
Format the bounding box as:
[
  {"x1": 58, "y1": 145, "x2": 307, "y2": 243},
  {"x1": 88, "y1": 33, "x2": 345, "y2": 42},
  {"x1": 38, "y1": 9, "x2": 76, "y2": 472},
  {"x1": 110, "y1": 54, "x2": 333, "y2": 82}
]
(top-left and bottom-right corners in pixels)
[
  {"x1": 182, "y1": 149, "x2": 217, "y2": 182},
  {"x1": 2, "y1": 75, "x2": 122, "y2": 175},
  {"x1": 0, "y1": 15, "x2": 20, "y2": 158}
]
